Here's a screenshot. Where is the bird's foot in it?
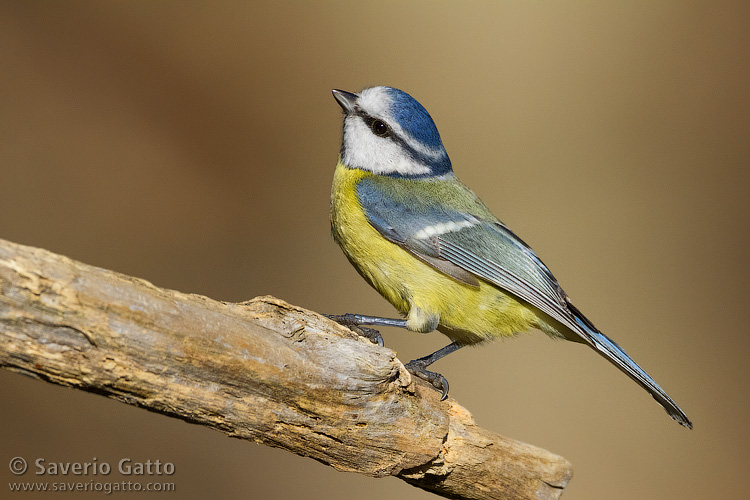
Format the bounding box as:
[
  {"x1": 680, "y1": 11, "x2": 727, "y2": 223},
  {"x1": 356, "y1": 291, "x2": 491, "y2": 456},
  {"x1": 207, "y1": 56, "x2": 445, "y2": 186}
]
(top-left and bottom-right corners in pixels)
[
  {"x1": 325, "y1": 314, "x2": 384, "y2": 347},
  {"x1": 404, "y1": 358, "x2": 450, "y2": 401}
]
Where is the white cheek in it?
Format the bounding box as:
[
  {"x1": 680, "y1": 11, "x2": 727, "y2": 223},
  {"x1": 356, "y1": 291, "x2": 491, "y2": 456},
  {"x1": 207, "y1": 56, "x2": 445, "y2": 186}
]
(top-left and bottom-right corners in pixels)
[{"x1": 343, "y1": 118, "x2": 430, "y2": 176}]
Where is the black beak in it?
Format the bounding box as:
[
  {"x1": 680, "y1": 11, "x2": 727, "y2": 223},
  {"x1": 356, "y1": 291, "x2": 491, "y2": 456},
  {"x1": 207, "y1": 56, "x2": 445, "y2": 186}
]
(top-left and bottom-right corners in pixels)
[{"x1": 332, "y1": 89, "x2": 357, "y2": 114}]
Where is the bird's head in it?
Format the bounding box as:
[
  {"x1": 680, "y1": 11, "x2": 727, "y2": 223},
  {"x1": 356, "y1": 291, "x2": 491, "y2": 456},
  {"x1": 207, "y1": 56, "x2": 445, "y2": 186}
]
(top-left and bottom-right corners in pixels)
[{"x1": 332, "y1": 86, "x2": 453, "y2": 178}]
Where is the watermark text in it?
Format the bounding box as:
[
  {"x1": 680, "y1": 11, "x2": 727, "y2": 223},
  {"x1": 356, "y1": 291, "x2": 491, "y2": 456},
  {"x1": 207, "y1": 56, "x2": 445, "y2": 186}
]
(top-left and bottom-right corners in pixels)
[{"x1": 8, "y1": 456, "x2": 176, "y2": 494}]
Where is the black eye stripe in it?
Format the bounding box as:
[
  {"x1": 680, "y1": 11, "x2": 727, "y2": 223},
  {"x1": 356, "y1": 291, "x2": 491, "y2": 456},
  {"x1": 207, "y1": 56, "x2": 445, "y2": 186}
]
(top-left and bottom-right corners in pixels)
[
  {"x1": 341, "y1": 112, "x2": 453, "y2": 178},
  {"x1": 345, "y1": 111, "x2": 453, "y2": 177},
  {"x1": 372, "y1": 120, "x2": 388, "y2": 136},
  {"x1": 361, "y1": 115, "x2": 393, "y2": 138}
]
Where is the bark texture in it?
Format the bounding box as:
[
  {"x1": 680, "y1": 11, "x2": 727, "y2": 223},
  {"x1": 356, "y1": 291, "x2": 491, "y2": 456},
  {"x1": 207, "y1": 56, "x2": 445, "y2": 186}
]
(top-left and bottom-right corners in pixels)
[{"x1": 0, "y1": 238, "x2": 572, "y2": 499}]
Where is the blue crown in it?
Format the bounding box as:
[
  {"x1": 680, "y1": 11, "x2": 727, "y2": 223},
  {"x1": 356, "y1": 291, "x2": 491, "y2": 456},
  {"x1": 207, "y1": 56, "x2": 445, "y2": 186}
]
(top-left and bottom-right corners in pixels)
[{"x1": 385, "y1": 88, "x2": 445, "y2": 150}]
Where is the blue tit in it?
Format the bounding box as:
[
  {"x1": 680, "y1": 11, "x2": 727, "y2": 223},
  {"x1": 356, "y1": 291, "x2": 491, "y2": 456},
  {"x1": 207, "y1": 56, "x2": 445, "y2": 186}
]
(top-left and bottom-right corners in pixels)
[{"x1": 329, "y1": 86, "x2": 691, "y2": 428}]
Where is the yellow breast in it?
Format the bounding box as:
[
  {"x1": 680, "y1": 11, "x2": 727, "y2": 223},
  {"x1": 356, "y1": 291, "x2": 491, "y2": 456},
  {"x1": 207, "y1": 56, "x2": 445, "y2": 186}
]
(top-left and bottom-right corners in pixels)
[{"x1": 330, "y1": 161, "x2": 541, "y2": 345}]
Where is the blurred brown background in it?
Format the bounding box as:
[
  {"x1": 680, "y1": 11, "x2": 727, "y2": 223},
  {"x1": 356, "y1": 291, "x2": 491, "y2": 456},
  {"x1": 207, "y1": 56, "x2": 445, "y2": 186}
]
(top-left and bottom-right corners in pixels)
[{"x1": 1, "y1": 2, "x2": 748, "y2": 499}]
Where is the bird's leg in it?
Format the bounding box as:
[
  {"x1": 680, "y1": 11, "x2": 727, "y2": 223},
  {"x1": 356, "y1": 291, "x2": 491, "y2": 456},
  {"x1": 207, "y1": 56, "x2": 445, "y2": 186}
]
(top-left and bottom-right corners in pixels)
[
  {"x1": 326, "y1": 314, "x2": 462, "y2": 400},
  {"x1": 325, "y1": 314, "x2": 407, "y2": 347},
  {"x1": 404, "y1": 342, "x2": 463, "y2": 401},
  {"x1": 328, "y1": 313, "x2": 408, "y2": 329}
]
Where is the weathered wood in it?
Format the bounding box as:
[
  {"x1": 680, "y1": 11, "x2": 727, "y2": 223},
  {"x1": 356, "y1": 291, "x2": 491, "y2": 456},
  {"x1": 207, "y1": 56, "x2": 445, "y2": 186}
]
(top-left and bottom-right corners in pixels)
[{"x1": 0, "y1": 238, "x2": 572, "y2": 499}]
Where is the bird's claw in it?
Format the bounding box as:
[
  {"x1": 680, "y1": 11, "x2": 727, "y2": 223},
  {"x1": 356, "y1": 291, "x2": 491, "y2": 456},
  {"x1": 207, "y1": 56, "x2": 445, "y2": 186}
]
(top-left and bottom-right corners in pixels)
[
  {"x1": 353, "y1": 326, "x2": 384, "y2": 347},
  {"x1": 325, "y1": 314, "x2": 384, "y2": 347},
  {"x1": 325, "y1": 313, "x2": 357, "y2": 324},
  {"x1": 404, "y1": 359, "x2": 450, "y2": 400}
]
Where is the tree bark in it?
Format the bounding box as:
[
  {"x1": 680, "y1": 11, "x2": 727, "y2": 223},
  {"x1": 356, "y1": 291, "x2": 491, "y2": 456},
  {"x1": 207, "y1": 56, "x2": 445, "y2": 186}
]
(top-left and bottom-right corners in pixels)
[{"x1": 0, "y1": 238, "x2": 572, "y2": 500}]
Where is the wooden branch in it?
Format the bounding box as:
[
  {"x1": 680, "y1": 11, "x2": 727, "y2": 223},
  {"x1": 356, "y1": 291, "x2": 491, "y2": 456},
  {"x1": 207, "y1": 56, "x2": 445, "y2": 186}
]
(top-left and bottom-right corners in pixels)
[{"x1": 0, "y1": 238, "x2": 572, "y2": 500}]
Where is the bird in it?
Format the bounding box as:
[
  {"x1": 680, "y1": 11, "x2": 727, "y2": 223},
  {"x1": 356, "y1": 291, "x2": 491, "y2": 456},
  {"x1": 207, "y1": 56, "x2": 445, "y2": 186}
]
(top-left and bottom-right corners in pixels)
[{"x1": 328, "y1": 85, "x2": 692, "y2": 428}]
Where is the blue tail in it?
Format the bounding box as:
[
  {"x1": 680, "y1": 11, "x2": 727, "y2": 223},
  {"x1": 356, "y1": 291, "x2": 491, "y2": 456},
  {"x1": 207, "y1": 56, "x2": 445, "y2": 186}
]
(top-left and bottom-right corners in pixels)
[{"x1": 568, "y1": 304, "x2": 692, "y2": 429}]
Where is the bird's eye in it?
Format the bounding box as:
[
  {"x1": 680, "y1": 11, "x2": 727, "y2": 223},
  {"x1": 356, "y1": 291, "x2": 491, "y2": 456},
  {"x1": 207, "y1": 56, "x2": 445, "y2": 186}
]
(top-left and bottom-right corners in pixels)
[{"x1": 371, "y1": 119, "x2": 389, "y2": 137}]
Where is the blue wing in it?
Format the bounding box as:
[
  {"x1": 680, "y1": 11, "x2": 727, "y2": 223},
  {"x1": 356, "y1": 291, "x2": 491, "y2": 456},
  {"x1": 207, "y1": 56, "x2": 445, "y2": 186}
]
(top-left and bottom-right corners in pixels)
[
  {"x1": 356, "y1": 177, "x2": 692, "y2": 428},
  {"x1": 357, "y1": 177, "x2": 574, "y2": 329}
]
